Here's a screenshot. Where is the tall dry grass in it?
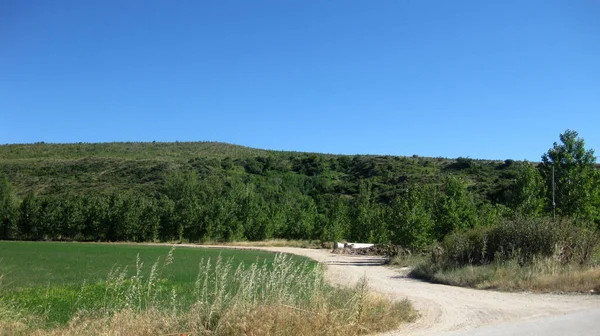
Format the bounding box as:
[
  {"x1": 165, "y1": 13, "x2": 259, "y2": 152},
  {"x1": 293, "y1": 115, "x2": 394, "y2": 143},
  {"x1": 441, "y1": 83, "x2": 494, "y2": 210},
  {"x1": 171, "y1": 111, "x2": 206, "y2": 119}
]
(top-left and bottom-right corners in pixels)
[
  {"x1": 479, "y1": 256, "x2": 600, "y2": 292},
  {"x1": 412, "y1": 253, "x2": 600, "y2": 293},
  {"x1": 1, "y1": 249, "x2": 415, "y2": 335}
]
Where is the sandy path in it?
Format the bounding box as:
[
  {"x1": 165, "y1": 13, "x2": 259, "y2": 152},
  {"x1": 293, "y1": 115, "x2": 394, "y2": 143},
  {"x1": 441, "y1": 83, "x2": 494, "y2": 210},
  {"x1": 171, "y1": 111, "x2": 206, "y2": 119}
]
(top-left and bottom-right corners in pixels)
[{"x1": 178, "y1": 245, "x2": 600, "y2": 336}]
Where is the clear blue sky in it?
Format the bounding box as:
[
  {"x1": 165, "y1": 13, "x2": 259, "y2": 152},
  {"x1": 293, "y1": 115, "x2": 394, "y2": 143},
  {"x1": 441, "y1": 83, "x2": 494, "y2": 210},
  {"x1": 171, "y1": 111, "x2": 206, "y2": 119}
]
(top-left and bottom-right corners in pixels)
[{"x1": 2, "y1": 0, "x2": 599, "y2": 160}]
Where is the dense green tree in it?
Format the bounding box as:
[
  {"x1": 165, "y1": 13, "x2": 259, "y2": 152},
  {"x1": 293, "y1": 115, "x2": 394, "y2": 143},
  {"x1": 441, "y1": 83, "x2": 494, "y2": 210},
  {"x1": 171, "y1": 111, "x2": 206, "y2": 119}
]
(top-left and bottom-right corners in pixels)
[
  {"x1": 56, "y1": 195, "x2": 85, "y2": 240},
  {"x1": 82, "y1": 196, "x2": 108, "y2": 241},
  {"x1": 137, "y1": 196, "x2": 161, "y2": 242},
  {"x1": 17, "y1": 194, "x2": 41, "y2": 240},
  {"x1": 0, "y1": 174, "x2": 18, "y2": 239},
  {"x1": 320, "y1": 196, "x2": 350, "y2": 242},
  {"x1": 477, "y1": 202, "x2": 506, "y2": 227},
  {"x1": 5, "y1": 135, "x2": 598, "y2": 246},
  {"x1": 351, "y1": 181, "x2": 376, "y2": 242},
  {"x1": 238, "y1": 183, "x2": 272, "y2": 241},
  {"x1": 540, "y1": 130, "x2": 600, "y2": 222},
  {"x1": 293, "y1": 155, "x2": 325, "y2": 176},
  {"x1": 388, "y1": 186, "x2": 434, "y2": 250},
  {"x1": 156, "y1": 194, "x2": 176, "y2": 241},
  {"x1": 105, "y1": 193, "x2": 127, "y2": 241},
  {"x1": 162, "y1": 171, "x2": 200, "y2": 201},
  {"x1": 243, "y1": 158, "x2": 265, "y2": 175},
  {"x1": 284, "y1": 194, "x2": 318, "y2": 240},
  {"x1": 200, "y1": 176, "x2": 243, "y2": 242},
  {"x1": 509, "y1": 162, "x2": 547, "y2": 217},
  {"x1": 220, "y1": 157, "x2": 234, "y2": 170},
  {"x1": 433, "y1": 176, "x2": 478, "y2": 239}
]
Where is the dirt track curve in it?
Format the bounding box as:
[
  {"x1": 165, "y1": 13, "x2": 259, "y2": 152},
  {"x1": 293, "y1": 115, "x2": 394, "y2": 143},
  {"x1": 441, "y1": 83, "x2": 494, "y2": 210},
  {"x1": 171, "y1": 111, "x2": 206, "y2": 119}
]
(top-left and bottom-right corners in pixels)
[{"x1": 184, "y1": 245, "x2": 600, "y2": 336}]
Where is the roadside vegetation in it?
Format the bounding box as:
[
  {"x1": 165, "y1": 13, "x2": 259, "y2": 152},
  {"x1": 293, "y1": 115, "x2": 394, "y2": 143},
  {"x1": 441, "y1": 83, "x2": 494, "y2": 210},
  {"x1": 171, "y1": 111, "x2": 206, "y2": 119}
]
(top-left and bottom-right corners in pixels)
[
  {"x1": 0, "y1": 242, "x2": 415, "y2": 335},
  {"x1": 409, "y1": 217, "x2": 600, "y2": 293},
  {"x1": 400, "y1": 130, "x2": 600, "y2": 293}
]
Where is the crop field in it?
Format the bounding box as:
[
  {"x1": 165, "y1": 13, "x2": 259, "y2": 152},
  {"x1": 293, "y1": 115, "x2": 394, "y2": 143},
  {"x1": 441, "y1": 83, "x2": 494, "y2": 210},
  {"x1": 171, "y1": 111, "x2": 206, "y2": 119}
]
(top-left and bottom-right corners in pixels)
[
  {"x1": 0, "y1": 242, "x2": 304, "y2": 324},
  {"x1": 0, "y1": 242, "x2": 284, "y2": 289},
  {"x1": 0, "y1": 241, "x2": 414, "y2": 335}
]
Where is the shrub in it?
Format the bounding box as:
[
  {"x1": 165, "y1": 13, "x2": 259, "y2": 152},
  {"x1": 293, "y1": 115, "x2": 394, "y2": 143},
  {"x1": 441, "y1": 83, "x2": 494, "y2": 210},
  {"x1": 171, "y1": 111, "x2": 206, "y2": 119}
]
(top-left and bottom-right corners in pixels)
[
  {"x1": 442, "y1": 226, "x2": 490, "y2": 266},
  {"x1": 439, "y1": 217, "x2": 599, "y2": 267},
  {"x1": 411, "y1": 220, "x2": 600, "y2": 292}
]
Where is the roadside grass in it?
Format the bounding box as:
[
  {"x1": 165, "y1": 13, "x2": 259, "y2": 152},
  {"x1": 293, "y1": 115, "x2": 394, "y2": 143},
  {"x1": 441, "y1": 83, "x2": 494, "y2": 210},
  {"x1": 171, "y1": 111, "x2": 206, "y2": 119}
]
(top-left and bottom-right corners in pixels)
[
  {"x1": 0, "y1": 241, "x2": 415, "y2": 335},
  {"x1": 387, "y1": 253, "x2": 427, "y2": 268},
  {"x1": 405, "y1": 217, "x2": 600, "y2": 294},
  {"x1": 411, "y1": 257, "x2": 600, "y2": 293}
]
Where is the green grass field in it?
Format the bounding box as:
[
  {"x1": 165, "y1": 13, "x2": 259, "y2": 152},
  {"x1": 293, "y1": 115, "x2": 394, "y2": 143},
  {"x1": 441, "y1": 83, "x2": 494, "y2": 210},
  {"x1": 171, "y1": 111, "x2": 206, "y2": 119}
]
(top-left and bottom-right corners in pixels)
[
  {"x1": 0, "y1": 241, "x2": 311, "y2": 326},
  {"x1": 0, "y1": 241, "x2": 295, "y2": 289},
  {"x1": 0, "y1": 241, "x2": 415, "y2": 335}
]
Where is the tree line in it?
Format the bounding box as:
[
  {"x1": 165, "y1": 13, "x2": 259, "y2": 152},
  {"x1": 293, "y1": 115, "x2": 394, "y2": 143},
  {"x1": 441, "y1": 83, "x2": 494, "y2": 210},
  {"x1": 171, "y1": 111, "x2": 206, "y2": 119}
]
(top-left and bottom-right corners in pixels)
[{"x1": 1, "y1": 130, "x2": 598, "y2": 248}]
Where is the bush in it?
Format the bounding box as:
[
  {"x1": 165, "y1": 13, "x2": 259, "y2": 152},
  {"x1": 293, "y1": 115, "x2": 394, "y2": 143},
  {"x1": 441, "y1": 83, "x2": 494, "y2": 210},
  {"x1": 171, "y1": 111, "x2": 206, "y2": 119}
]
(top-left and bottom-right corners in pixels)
[
  {"x1": 439, "y1": 217, "x2": 599, "y2": 267},
  {"x1": 410, "y1": 219, "x2": 600, "y2": 292},
  {"x1": 442, "y1": 226, "x2": 490, "y2": 266}
]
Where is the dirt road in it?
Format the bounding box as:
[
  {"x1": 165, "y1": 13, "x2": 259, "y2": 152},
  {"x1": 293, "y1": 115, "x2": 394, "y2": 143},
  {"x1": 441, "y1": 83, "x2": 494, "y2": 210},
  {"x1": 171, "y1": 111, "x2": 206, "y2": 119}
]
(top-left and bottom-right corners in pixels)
[{"x1": 193, "y1": 245, "x2": 600, "y2": 336}]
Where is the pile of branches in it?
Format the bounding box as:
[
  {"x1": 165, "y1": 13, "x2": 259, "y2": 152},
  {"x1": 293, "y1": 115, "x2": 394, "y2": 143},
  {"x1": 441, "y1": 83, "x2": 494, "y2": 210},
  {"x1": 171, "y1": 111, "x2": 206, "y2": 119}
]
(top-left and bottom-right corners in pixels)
[{"x1": 332, "y1": 244, "x2": 409, "y2": 257}]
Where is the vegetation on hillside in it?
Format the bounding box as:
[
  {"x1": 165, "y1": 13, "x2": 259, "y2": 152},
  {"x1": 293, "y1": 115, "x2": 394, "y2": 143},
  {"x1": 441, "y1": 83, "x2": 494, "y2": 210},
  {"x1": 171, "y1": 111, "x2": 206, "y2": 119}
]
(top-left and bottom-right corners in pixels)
[
  {"x1": 0, "y1": 130, "x2": 599, "y2": 252},
  {"x1": 390, "y1": 130, "x2": 600, "y2": 293}
]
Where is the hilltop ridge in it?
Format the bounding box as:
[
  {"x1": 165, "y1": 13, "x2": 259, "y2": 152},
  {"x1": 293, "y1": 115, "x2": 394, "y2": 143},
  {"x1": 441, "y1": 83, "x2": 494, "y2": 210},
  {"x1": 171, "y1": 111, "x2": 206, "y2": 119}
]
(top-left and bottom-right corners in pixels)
[{"x1": 0, "y1": 141, "x2": 518, "y2": 202}]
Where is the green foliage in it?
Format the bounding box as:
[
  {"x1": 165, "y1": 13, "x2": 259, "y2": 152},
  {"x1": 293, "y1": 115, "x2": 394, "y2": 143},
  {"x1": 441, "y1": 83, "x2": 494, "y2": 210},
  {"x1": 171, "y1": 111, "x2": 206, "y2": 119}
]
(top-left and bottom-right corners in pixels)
[
  {"x1": 438, "y1": 217, "x2": 599, "y2": 267},
  {"x1": 432, "y1": 176, "x2": 479, "y2": 239},
  {"x1": 1, "y1": 133, "x2": 598, "y2": 246},
  {"x1": 0, "y1": 174, "x2": 18, "y2": 239},
  {"x1": 509, "y1": 162, "x2": 546, "y2": 216},
  {"x1": 320, "y1": 196, "x2": 350, "y2": 242},
  {"x1": 387, "y1": 186, "x2": 433, "y2": 250},
  {"x1": 351, "y1": 181, "x2": 376, "y2": 242},
  {"x1": 0, "y1": 142, "x2": 523, "y2": 203},
  {"x1": 540, "y1": 129, "x2": 600, "y2": 222},
  {"x1": 476, "y1": 202, "x2": 506, "y2": 227}
]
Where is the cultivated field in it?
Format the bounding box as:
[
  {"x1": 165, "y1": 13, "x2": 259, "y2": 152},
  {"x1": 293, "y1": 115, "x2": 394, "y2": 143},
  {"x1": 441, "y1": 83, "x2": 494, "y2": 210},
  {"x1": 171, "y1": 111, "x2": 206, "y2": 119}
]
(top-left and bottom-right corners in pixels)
[
  {"x1": 0, "y1": 241, "x2": 283, "y2": 290},
  {"x1": 0, "y1": 242, "x2": 414, "y2": 335}
]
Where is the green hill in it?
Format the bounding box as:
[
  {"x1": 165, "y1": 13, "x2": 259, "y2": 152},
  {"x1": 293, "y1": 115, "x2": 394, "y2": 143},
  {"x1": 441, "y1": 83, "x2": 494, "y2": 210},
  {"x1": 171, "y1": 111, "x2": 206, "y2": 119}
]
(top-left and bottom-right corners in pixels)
[
  {"x1": 0, "y1": 141, "x2": 519, "y2": 202},
  {"x1": 10, "y1": 140, "x2": 583, "y2": 246}
]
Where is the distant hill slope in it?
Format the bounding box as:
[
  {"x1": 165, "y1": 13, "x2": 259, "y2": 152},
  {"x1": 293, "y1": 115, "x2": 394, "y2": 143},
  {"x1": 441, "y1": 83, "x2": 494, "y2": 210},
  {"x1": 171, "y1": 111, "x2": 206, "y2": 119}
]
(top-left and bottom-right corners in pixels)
[
  {"x1": 0, "y1": 141, "x2": 521, "y2": 202},
  {"x1": 0, "y1": 141, "x2": 270, "y2": 161}
]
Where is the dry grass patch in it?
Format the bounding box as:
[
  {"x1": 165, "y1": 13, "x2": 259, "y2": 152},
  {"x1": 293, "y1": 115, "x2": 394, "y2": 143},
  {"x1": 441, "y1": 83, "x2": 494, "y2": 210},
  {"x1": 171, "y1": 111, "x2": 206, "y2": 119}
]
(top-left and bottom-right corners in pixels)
[
  {"x1": 412, "y1": 257, "x2": 600, "y2": 293},
  {"x1": 388, "y1": 253, "x2": 427, "y2": 268},
  {"x1": 7, "y1": 295, "x2": 414, "y2": 336},
  {"x1": 478, "y1": 260, "x2": 600, "y2": 293}
]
